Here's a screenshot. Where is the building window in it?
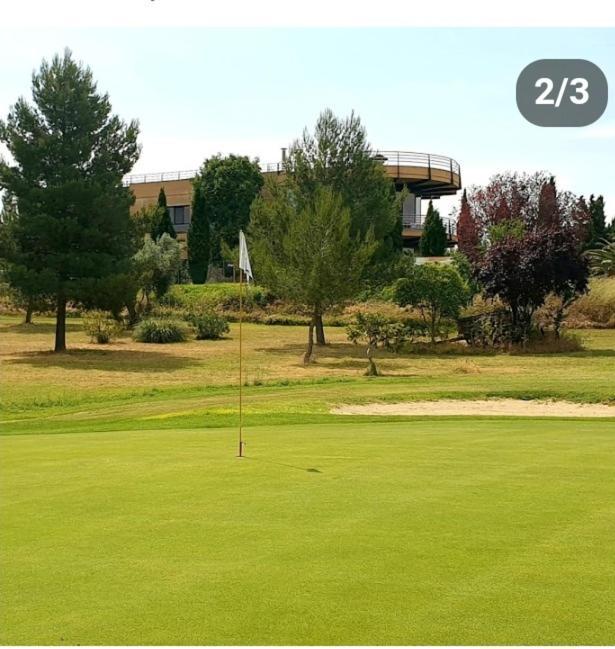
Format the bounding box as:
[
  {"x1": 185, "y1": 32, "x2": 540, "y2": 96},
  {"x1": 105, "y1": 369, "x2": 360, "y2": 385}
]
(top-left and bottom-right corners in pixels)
[{"x1": 168, "y1": 205, "x2": 190, "y2": 226}]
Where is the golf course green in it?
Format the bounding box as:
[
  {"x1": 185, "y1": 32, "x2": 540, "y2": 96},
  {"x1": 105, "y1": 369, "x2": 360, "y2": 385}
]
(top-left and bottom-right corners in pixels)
[{"x1": 2, "y1": 317, "x2": 615, "y2": 644}]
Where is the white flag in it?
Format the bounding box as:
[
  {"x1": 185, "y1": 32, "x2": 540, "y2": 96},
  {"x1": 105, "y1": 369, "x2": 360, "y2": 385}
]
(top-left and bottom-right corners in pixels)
[{"x1": 238, "y1": 230, "x2": 253, "y2": 282}]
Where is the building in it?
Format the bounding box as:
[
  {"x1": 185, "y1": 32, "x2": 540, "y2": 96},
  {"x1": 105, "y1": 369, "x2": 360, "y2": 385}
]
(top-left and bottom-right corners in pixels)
[{"x1": 124, "y1": 149, "x2": 461, "y2": 249}]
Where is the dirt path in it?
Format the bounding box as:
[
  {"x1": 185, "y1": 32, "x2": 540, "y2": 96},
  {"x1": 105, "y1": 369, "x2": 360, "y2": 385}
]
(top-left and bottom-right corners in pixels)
[{"x1": 332, "y1": 399, "x2": 615, "y2": 418}]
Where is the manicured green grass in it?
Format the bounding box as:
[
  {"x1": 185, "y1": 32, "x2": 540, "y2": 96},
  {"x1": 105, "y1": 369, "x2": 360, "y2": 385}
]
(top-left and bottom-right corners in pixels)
[
  {"x1": 2, "y1": 418, "x2": 615, "y2": 645},
  {"x1": 2, "y1": 316, "x2": 615, "y2": 644}
]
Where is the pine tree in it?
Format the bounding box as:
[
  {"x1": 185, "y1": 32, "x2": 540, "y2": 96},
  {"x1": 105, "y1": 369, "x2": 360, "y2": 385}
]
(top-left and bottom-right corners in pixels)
[
  {"x1": 0, "y1": 49, "x2": 140, "y2": 351},
  {"x1": 419, "y1": 200, "x2": 447, "y2": 256},
  {"x1": 187, "y1": 182, "x2": 210, "y2": 284},
  {"x1": 152, "y1": 187, "x2": 176, "y2": 239}
]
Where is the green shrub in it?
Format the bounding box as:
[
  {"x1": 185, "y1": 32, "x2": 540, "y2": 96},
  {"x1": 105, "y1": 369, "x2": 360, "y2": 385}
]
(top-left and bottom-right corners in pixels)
[
  {"x1": 82, "y1": 310, "x2": 123, "y2": 344},
  {"x1": 163, "y1": 283, "x2": 273, "y2": 312},
  {"x1": 133, "y1": 318, "x2": 189, "y2": 343},
  {"x1": 188, "y1": 312, "x2": 230, "y2": 340}
]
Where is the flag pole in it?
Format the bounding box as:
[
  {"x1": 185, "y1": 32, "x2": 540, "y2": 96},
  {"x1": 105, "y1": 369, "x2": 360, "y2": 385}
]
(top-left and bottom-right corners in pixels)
[{"x1": 238, "y1": 266, "x2": 244, "y2": 458}]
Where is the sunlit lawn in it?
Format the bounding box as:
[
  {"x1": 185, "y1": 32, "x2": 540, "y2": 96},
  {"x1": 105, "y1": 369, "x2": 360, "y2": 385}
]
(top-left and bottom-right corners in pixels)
[{"x1": 1, "y1": 316, "x2": 615, "y2": 644}]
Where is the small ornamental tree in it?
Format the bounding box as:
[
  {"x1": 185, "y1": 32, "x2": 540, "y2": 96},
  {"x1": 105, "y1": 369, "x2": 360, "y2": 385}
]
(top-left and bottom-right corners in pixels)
[
  {"x1": 0, "y1": 50, "x2": 140, "y2": 351},
  {"x1": 187, "y1": 182, "x2": 210, "y2": 284},
  {"x1": 132, "y1": 233, "x2": 181, "y2": 309},
  {"x1": 394, "y1": 263, "x2": 469, "y2": 343},
  {"x1": 419, "y1": 200, "x2": 447, "y2": 256},
  {"x1": 152, "y1": 187, "x2": 176, "y2": 240}
]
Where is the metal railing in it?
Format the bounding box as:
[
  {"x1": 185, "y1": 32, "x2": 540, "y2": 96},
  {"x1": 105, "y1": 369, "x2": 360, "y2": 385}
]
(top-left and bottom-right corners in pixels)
[
  {"x1": 403, "y1": 213, "x2": 457, "y2": 236},
  {"x1": 123, "y1": 150, "x2": 461, "y2": 185},
  {"x1": 264, "y1": 149, "x2": 461, "y2": 179},
  {"x1": 123, "y1": 169, "x2": 198, "y2": 185}
]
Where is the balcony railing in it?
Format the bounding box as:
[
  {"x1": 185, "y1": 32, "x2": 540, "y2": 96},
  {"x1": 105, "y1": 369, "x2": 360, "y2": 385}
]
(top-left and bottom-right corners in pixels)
[
  {"x1": 264, "y1": 149, "x2": 461, "y2": 179},
  {"x1": 123, "y1": 169, "x2": 198, "y2": 185},
  {"x1": 404, "y1": 213, "x2": 457, "y2": 236},
  {"x1": 123, "y1": 150, "x2": 461, "y2": 186}
]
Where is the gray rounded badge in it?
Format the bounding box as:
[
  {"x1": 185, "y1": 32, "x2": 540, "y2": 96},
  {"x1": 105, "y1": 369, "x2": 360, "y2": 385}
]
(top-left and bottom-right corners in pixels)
[{"x1": 516, "y1": 59, "x2": 608, "y2": 127}]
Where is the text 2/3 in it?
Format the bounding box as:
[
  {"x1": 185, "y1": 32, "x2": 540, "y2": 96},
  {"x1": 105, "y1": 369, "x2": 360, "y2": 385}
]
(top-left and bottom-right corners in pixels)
[{"x1": 535, "y1": 77, "x2": 589, "y2": 107}]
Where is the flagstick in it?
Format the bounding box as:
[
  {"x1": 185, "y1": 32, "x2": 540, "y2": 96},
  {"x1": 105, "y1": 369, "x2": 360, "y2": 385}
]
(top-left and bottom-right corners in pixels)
[{"x1": 238, "y1": 266, "x2": 244, "y2": 458}]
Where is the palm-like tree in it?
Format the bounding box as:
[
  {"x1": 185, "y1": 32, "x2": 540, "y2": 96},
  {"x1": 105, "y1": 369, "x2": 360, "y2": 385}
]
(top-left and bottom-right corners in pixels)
[{"x1": 585, "y1": 238, "x2": 615, "y2": 277}]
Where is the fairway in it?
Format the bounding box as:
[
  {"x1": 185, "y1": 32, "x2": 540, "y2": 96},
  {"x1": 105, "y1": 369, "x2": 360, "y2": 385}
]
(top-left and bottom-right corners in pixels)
[{"x1": 2, "y1": 418, "x2": 615, "y2": 645}]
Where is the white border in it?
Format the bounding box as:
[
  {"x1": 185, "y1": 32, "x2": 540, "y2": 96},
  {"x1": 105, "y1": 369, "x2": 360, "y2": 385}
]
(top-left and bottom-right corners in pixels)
[{"x1": 1, "y1": 0, "x2": 615, "y2": 28}]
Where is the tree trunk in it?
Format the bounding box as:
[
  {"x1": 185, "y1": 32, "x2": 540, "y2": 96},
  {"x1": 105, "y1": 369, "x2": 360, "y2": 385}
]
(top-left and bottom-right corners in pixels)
[
  {"x1": 315, "y1": 313, "x2": 326, "y2": 346},
  {"x1": 430, "y1": 313, "x2": 437, "y2": 344},
  {"x1": 24, "y1": 299, "x2": 34, "y2": 324},
  {"x1": 54, "y1": 293, "x2": 67, "y2": 353},
  {"x1": 303, "y1": 317, "x2": 315, "y2": 365},
  {"x1": 366, "y1": 343, "x2": 379, "y2": 376}
]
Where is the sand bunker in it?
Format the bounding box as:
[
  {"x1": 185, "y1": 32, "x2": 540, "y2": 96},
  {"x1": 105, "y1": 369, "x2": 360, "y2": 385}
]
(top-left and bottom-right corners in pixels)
[{"x1": 332, "y1": 399, "x2": 615, "y2": 418}]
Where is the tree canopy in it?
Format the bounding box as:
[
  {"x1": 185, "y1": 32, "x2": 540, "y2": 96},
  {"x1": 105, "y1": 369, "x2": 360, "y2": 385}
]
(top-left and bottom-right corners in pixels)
[
  {"x1": 250, "y1": 182, "x2": 374, "y2": 362},
  {"x1": 194, "y1": 154, "x2": 263, "y2": 265},
  {"x1": 458, "y1": 172, "x2": 589, "y2": 340},
  {"x1": 0, "y1": 49, "x2": 140, "y2": 351},
  {"x1": 394, "y1": 263, "x2": 469, "y2": 343},
  {"x1": 285, "y1": 109, "x2": 401, "y2": 268}
]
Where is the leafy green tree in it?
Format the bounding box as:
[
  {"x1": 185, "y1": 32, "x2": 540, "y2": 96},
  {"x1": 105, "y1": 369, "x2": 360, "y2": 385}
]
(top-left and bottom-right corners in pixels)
[
  {"x1": 285, "y1": 108, "x2": 401, "y2": 342},
  {"x1": 586, "y1": 195, "x2": 608, "y2": 249},
  {"x1": 250, "y1": 183, "x2": 374, "y2": 363},
  {"x1": 0, "y1": 49, "x2": 140, "y2": 351},
  {"x1": 132, "y1": 233, "x2": 181, "y2": 309},
  {"x1": 152, "y1": 187, "x2": 176, "y2": 240},
  {"x1": 419, "y1": 200, "x2": 447, "y2": 256},
  {"x1": 195, "y1": 154, "x2": 263, "y2": 265},
  {"x1": 394, "y1": 263, "x2": 469, "y2": 343},
  {"x1": 187, "y1": 182, "x2": 210, "y2": 283}
]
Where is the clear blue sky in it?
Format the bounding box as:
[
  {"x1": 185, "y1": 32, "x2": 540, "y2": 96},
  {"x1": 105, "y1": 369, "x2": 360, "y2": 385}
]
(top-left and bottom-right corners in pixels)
[{"x1": 0, "y1": 28, "x2": 613, "y2": 218}]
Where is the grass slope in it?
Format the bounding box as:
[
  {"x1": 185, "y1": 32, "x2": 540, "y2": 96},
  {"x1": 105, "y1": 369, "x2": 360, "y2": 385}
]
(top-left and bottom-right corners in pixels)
[{"x1": 2, "y1": 419, "x2": 615, "y2": 645}]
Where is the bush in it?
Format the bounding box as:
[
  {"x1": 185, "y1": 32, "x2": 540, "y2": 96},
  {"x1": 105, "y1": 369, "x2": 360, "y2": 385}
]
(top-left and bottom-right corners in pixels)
[
  {"x1": 82, "y1": 310, "x2": 123, "y2": 344},
  {"x1": 163, "y1": 283, "x2": 273, "y2": 312},
  {"x1": 510, "y1": 331, "x2": 585, "y2": 354},
  {"x1": 133, "y1": 317, "x2": 189, "y2": 343},
  {"x1": 188, "y1": 312, "x2": 230, "y2": 340},
  {"x1": 567, "y1": 277, "x2": 615, "y2": 328}
]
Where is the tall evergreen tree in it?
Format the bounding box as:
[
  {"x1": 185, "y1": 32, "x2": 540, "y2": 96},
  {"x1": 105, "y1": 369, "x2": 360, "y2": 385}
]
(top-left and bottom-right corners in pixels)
[
  {"x1": 586, "y1": 194, "x2": 607, "y2": 249},
  {"x1": 152, "y1": 187, "x2": 176, "y2": 239},
  {"x1": 537, "y1": 176, "x2": 559, "y2": 229},
  {"x1": 456, "y1": 189, "x2": 480, "y2": 261},
  {"x1": 0, "y1": 49, "x2": 140, "y2": 351},
  {"x1": 419, "y1": 200, "x2": 447, "y2": 256},
  {"x1": 187, "y1": 182, "x2": 210, "y2": 284}
]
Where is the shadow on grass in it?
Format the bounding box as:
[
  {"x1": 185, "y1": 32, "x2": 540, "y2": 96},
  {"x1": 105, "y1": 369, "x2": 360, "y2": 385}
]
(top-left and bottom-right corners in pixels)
[
  {"x1": 243, "y1": 455, "x2": 322, "y2": 473},
  {"x1": 5, "y1": 348, "x2": 201, "y2": 372},
  {"x1": 1, "y1": 321, "x2": 83, "y2": 334}
]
